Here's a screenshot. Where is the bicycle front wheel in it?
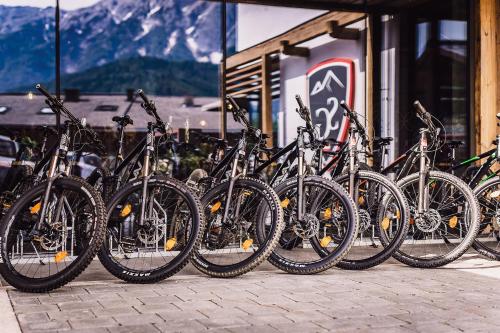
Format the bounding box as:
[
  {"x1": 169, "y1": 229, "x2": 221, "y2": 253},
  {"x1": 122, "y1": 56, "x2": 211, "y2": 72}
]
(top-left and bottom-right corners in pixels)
[
  {"x1": 395, "y1": 170, "x2": 480, "y2": 267},
  {"x1": 472, "y1": 176, "x2": 500, "y2": 260},
  {"x1": 192, "y1": 177, "x2": 284, "y2": 277},
  {"x1": 98, "y1": 176, "x2": 204, "y2": 283},
  {"x1": 0, "y1": 176, "x2": 106, "y2": 292},
  {"x1": 268, "y1": 176, "x2": 359, "y2": 274}
]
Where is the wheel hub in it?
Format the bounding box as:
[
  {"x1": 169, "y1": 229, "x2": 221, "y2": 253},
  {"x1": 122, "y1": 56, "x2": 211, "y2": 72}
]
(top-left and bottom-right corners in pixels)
[
  {"x1": 293, "y1": 213, "x2": 320, "y2": 239},
  {"x1": 415, "y1": 209, "x2": 442, "y2": 233},
  {"x1": 358, "y1": 209, "x2": 372, "y2": 233}
]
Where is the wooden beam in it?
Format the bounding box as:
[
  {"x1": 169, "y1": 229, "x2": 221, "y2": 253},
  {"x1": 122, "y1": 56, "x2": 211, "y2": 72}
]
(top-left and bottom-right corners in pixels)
[
  {"x1": 365, "y1": 15, "x2": 374, "y2": 166},
  {"x1": 227, "y1": 84, "x2": 262, "y2": 96},
  {"x1": 227, "y1": 11, "x2": 365, "y2": 68},
  {"x1": 226, "y1": 69, "x2": 261, "y2": 84},
  {"x1": 226, "y1": 62, "x2": 261, "y2": 78},
  {"x1": 261, "y1": 54, "x2": 273, "y2": 146},
  {"x1": 226, "y1": 77, "x2": 261, "y2": 91},
  {"x1": 475, "y1": 0, "x2": 498, "y2": 154},
  {"x1": 280, "y1": 40, "x2": 310, "y2": 57},
  {"x1": 327, "y1": 20, "x2": 360, "y2": 40}
]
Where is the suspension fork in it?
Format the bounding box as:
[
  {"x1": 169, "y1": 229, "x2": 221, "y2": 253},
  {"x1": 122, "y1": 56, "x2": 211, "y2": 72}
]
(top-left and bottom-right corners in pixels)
[
  {"x1": 35, "y1": 128, "x2": 69, "y2": 231},
  {"x1": 139, "y1": 126, "x2": 154, "y2": 226},
  {"x1": 222, "y1": 138, "x2": 245, "y2": 224},
  {"x1": 417, "y1": 129, "x2": 430, "y2": 215},
  {"x1": 297, "y1": 128, "x2": 306, "y2": 220},
  {"x1": 348, "y1": 126, "x2": 360, "y2": 201}
]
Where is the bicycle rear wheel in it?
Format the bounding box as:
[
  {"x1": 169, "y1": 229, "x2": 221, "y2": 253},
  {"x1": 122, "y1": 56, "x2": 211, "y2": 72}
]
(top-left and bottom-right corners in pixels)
[
  {"x1": 0, "y1": 176, "x2": 106, "y2": 292},
  {"x1": 333, "y1": 170, "x2": 410, "y2": 270}
]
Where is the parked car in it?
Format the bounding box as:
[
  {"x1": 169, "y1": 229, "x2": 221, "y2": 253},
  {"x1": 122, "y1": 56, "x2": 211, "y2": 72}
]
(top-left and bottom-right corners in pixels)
[{"x1": 0, "y1": 135, "x2": 19, "y2": 185}]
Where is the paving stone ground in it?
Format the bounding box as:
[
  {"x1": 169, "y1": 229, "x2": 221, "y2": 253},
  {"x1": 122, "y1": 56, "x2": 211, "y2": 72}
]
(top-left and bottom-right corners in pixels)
[{"x1": 2, "y1": 255, "x2": 500, "y2": 333}]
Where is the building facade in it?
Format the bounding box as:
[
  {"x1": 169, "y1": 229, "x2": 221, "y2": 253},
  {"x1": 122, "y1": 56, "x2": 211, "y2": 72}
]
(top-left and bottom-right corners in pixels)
[{"x1": 226, "y1": 0, "x2": 499, "y2": 164}]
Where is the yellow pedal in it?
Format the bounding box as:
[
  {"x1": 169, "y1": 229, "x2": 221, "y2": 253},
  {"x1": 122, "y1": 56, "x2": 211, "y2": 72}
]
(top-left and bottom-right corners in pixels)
[
  {"x1": 281, "y1": 198, "x2": 290, "y2": 208},
  {"x1": 409, "y1": 217, "x2": 415, "y2": 225},
  {"x1": 242, "y1": 239, "x2": 253, "y2": 250},
  {"x1": 396, "y1": 210, "x2": 401, "y2": 219},
  {"x1": 449, "y1": 216, "x2": 458, "y2": 229},
  {"x1": 210, "y1": 201, "x2": 222, "y2": 213},
  {"x1": 165, "y1": 238, "x2": 177, "y2": 251},
  {"x1": 120, "y1": 203, "x2": 132, "y2": 217},
  {"x1": 320, "y1": 236, "x2": 332, "y2": 248},
  {"x1": 358, "y1": 196, "x2": 365, "y2": 205},
  {"x1": 30, "y1": 202, "x2": 41, "y2": 214},
  {"x1": 321, "y1": 208, "x2": 332, "y2": 220},
  {"x1": 381, "y1": 217, "x2": 390, "y2": 230},
  {"x1": 489, "y1": 190, "x2": 500, "y2": 199},
  {"x1": 54, "y1": 251, "x2": 68, "y2": 263}
]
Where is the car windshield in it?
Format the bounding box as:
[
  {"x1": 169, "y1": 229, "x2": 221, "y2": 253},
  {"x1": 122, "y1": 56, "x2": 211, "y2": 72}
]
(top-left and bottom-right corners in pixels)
[{"x1": 0, "y1": 139, "x2": 16, "y2": 158}]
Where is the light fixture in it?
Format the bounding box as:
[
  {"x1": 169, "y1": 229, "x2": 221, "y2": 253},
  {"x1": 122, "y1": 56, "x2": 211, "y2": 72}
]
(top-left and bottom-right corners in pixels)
[
  {"x1": 27, "y1": 91, "x2": 33, "y2": 100},
  {"x1": 200, "y1": 120, "x2": 207, "y2": 127}
]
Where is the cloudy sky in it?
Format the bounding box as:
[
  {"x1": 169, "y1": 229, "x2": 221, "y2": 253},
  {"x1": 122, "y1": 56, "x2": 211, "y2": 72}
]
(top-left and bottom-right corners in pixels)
[{"x1": 0, "y1": 0, "x2": 100, "y2": 10}]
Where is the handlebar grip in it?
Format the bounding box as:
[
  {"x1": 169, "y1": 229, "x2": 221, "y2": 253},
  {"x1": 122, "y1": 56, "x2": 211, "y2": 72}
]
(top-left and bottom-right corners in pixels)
[
  {"x1": 295, "y1": 95, "x2": 305, "y2": 110},
  {"x1": 136, "y1": 89, "x2": 150, "y2": 104},
  {"x1": 413, "y1": 100, "x2": 427, "y2": 115},
  {"x1": 226, "y1": 95, "x2": 240, "y2": 111},
  {"x1": 36, "y1": 84, "x2": 53, "y2": 99},
  {"x1": 340, "y1": 100, "x2": 352, "y2": 113}
]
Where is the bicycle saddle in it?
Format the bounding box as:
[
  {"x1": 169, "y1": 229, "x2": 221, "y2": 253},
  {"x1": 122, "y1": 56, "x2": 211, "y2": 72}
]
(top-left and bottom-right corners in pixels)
[
  {"x1": 373, "y1": 136, "x2": 393, "y2": 146},
  {"x1": 447, "y1": 140, "x2": 464, "y2": 149},
  {"x1": 112, "y1": 115, "x2": 134, "y2": 127}
]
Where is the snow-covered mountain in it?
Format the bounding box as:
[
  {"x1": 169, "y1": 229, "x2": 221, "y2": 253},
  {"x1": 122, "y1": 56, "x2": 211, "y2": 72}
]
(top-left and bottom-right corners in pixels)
[{"x1": 0, "y1": 0, "x2": 235, "y2": 91}]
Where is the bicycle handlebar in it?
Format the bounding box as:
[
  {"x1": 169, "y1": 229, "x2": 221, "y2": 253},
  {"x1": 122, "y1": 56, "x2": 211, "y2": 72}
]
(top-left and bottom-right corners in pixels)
[
  {"x1": 340, "y1": 100, "x2": 367, "y2": 140},
  {"x1": 295, "y1": 95, "x2": 314, "y2": 133},
  {"x1": 136, "y1": 89, "x2": 163, "y2": 126},
  {"x1": 35, "y1": 84, "x2": 105, "y2": 153},
  {"x1": 413, "y1": 100, "x2": 437, "y2": 134}
]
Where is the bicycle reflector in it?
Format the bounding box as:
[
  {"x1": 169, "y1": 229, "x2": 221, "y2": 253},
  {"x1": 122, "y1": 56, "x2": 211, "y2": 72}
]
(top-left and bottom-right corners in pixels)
[
  {"x1": 320, "y1": 236, "x2": 332, "y2": 247},
  {"x1": 281, "y1": 198, "x2": 290, "y2": 208},
  {"x1": 210, "y1": 201, "x2": 222, "y2": 213},
  {"x1": 120, "y1": 203, "x2": 132, "y2": 217},
  {"x1": 54, "y1": 251, "x2": 68, "y2": 263},
  {"x1": 242, "y1": 238, "x2": 253, "y2": 250},
  {"x1": 321, "y1": 208, "x2": 332, "y2": 220},
  {"x1": 449, "y1": 216, "x2": 458, "y2": 229},
  {"x1": 381, "y1": 217, "x2": 390, "y2": 230},
  {"x1": 30, "y1": 202, "x2": 41, "y2": 214},
  {"x1": 164, "y1": 238, "x2": 177, "y2": 251}
]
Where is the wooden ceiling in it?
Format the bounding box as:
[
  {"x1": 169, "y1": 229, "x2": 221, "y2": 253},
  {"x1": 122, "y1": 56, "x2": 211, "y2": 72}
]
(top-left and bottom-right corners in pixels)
[{"x1": 214, "y1": 0, "x2": 432, "y2": 12}]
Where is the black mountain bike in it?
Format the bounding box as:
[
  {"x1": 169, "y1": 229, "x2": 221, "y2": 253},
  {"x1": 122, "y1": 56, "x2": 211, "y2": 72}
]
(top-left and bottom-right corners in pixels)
[
  {"x1": 190, "y1": 96, "x2": 285, "y2": 278},
  {"x1": 446, "y1": 114, "x2": 500, "y2": 260},
  {"x1": 96, "y1": 89, "x2": 205, "y2": 283},
  {"x1": 313, "y1": 101, "x2": 410, "y2": 270},
  {"x1": 251, "y1": 95, "x2": 359, "y2": 274},
  {"x1": 0, "y1": 84, "x2": 107, "y2": 292}
]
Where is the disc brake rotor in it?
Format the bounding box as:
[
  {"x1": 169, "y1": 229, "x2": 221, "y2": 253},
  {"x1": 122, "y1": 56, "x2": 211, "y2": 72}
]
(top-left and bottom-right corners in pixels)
[
  {"x1": 415, "y1": 209, "x2": 441, "y2": 233},
  {"x1": 358, "y1": 209, "x2": 372, "y2": 233},
  {"x1": 293, "y1": 213, "x2": 320, "y2": 239}
]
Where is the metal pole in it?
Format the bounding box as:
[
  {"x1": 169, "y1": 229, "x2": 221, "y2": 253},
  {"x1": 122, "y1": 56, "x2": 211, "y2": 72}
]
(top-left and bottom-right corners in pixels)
[
  {"x1": 220, "y1": 0, "x2": 227, "y2": 139},
  {"x1": 55, "y1": 0, "x2": 61, "y2": 99}
]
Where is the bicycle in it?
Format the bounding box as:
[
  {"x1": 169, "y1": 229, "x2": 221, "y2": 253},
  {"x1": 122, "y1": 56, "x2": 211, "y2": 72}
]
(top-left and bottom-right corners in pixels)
[
  {"x1": 190, "y1": 96, "x2": 285, "y2": 278},
  {"x1": 251, "y1": 95, "x2": 359, "y2": 274},
  {"x1": 383, "y1": 101, "x2": 480, "y2": 267},
  {"x1": 0, "y1": 84, "x2": 107, "y2": 292},
  {"x1": 96, "y1": 89, "x2": 205, "y2": 283}
]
